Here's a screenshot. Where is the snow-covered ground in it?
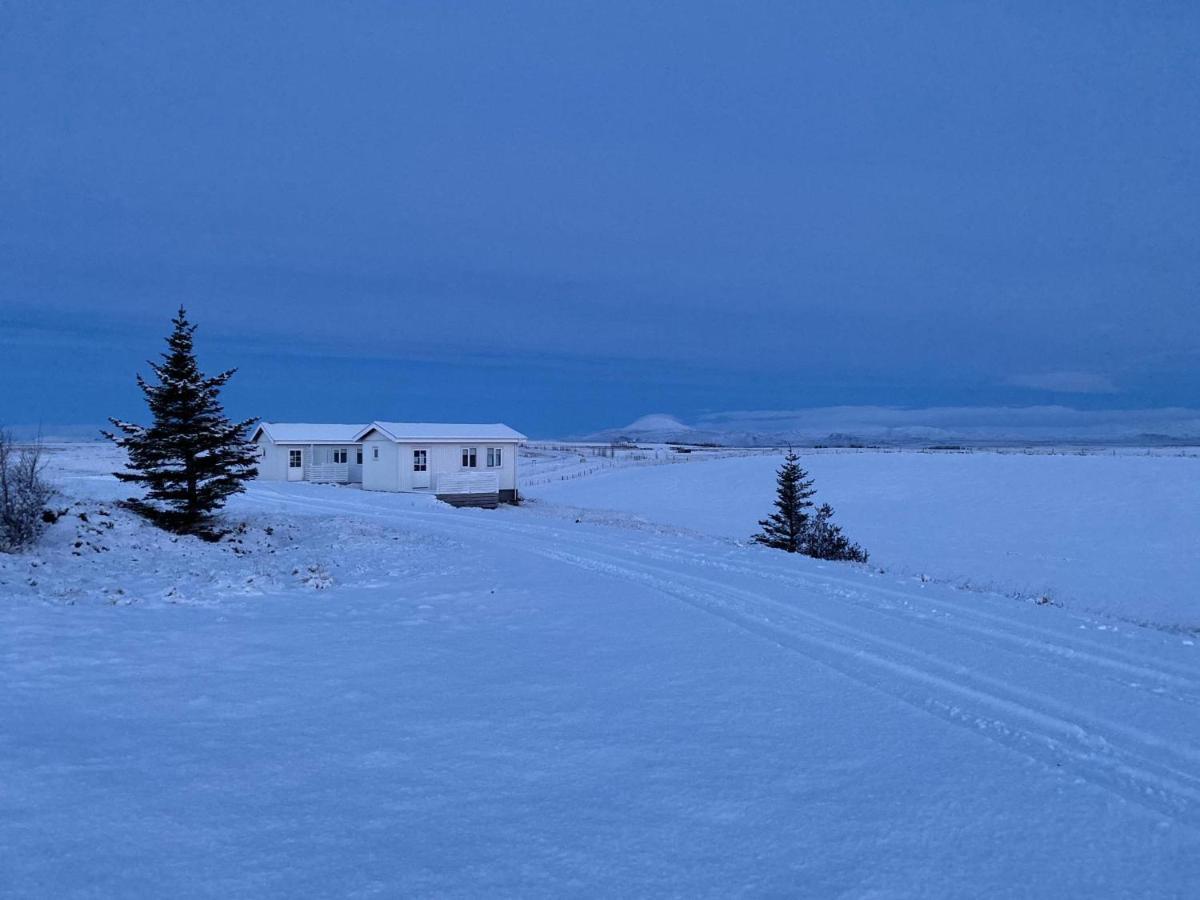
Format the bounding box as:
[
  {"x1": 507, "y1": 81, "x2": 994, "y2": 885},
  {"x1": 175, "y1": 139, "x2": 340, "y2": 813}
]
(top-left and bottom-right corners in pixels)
[
  {"x1": 529, "y1": 446, "x2": 1200, "y2": 630},
  {"x1": 2, "y1": 443, "x2": 1199, "y2": 896},
  {"x1": 518, "y1": 441, "x2": 763, "y2": 489}
]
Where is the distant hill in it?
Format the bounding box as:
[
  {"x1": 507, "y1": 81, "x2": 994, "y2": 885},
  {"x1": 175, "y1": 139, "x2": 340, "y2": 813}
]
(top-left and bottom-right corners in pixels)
[
  {"x1": 583, "y1": 406, "x2": 1200, "y2": 448},
  {"x1": 586, "y1": 414, "x2": 705, "y2": 445}
]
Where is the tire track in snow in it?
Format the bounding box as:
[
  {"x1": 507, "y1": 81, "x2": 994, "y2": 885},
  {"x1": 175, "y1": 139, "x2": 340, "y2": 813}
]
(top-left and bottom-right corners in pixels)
[
  {"x1": 521, "y1": 541, "x2": 1200, "y2": 829},
  {"x1": 246, "y1": 484, "x2": 1200, "y2": 697},
  {"x1": 582, "y1": 540, "x2": 1200, "y2": 702},
  {"x1": 638, "y1": 540, "x2": 1200, "y2": 683},
  {"x1": 517, "y1": 521, "x2": 1200, "y2": 696},
  {"x1": 243, "y1": 484, "x2": 1200, "y2": 826},
  {"x1": 507, "y1": 504, "x2": 1200, "y2": 688}
]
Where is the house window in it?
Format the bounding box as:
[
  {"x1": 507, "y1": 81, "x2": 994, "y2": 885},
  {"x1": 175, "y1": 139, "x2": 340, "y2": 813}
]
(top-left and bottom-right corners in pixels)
[
  {"x1": 462, "y1": 447, "x2": 477, "y2": 468},
  {"x1": 413, "y1": 449, "x2": 428, "y2": 472},
  {"x1": 289, "y1": 449, "x2": 303, "y2": 468},
  {"x1": 356, "y1": 448, "x2": 363, "y2": 465},
  {"x1": 332, "y1": 449, "x2": 348, "y2": 464},
  {"x1": 373, "y1": 447, "x2": 379, "y2": 460},
  {"x1": 487, "y1": 447, "x2": 503, "y2": 467}
]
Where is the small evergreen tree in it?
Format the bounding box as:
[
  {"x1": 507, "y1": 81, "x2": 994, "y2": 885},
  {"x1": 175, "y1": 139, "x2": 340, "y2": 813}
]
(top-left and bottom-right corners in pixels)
[
  {"x1": 807, "y1": 502, "x2": 869, "y2": 563},
  {"x1": 752, "y1": 449, "x2": 815, "y2": 553},
  {"x1": 104, "y1": 307, "x2": 258, "y2": 535}
]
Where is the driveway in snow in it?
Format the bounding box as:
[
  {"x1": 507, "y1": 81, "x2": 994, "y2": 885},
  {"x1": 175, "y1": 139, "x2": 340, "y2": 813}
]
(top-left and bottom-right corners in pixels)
[{"x1": 2, "y1": 461, "x2": 1199, "y2": 896}]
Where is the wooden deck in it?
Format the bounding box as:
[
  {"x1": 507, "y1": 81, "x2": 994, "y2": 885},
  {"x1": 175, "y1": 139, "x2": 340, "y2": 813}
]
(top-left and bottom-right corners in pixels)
[{"x1": 436, "y1": 492, "x2": 500, "y2": 509}]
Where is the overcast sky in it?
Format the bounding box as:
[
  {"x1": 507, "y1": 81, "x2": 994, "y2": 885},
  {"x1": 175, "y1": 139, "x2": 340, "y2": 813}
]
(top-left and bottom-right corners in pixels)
[{"x1": 2, "y1": 2, "x2": 1197, "y2": 436}]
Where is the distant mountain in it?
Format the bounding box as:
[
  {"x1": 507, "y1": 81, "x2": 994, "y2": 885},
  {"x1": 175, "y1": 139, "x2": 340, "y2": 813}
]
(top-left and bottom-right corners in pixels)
[
  {"x1": 623, "y1": 414, "x2": 694, "y2": 434},
  {"x1": 583, "y1": 407, "x2": 1200, "y2": 448},
  {"x1": 587, "y1": 414, "x2": 701, "y2": 445}
]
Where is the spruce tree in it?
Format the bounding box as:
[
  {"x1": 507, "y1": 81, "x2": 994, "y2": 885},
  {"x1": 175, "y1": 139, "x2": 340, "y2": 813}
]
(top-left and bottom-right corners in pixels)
[
  {"x1": 807, "y1": 502, "x2": 869, "y2": 563},
  {"x1": 105, "y1": 307, "x2": 258, "y2": 534},
  {"x1": 752, "y1": 449, "x2": 815, "y2": 553}
]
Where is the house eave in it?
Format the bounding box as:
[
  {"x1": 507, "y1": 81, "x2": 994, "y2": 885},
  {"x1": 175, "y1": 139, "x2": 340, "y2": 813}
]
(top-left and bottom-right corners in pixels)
[
  {"x1": 357, "y1": 434, "x2": 526, "y2": 445},
  {"x1": 354, "y1": 421, "x2": 527, "y2": 443},
  {"x1": 269, "y1": 439, "x2": 362, "y2": 445}
]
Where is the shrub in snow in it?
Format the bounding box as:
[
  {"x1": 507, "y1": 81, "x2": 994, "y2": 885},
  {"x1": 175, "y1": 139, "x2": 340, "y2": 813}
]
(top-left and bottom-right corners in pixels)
[
  {"x1": 104, "y1": 307, "x2": 259, "y2": 536},
  {"x1": 295, "y1": 564, "x2": 333, "y2": 590},
  {"x1": 752, "y1": 449, "x2": 815, "y2": 553},
  {"x1": 806, "y1": 503, "x2": 869, "y2": 563},
  {"x1": 752, "y1": 449, "x2": 868, "y2": 562},
  {"x1": 0, "y1": 430, "x2": 55, "y2": 553}
]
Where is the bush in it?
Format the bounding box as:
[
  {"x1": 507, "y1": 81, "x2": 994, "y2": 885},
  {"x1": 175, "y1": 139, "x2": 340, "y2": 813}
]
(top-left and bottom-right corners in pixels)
[
  {"x1": 806, "y1": 503, "x2": 869, "y2": 563},
  {"x1": 0, "y1": 430, "x2": 55, "y2": 552}
]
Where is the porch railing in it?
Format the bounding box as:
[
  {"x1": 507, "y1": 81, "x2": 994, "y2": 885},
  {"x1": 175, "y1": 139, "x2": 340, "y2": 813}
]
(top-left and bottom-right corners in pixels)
[
  {"x1": 306, "y1": 463, "x2": 350, "y2": 484},
  {"x1": 435, "y1": 472, "x2": 500, "y2": 494}
]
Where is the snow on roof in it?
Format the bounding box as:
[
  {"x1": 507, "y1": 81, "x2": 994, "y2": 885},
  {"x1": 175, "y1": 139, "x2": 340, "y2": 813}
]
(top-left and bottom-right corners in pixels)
[
  {"x1": 253, "y1": 423, "x2": 368, "y2": 444},
  {"x1": 356, "y1": 422, "x2": 527, "y2": 442}
]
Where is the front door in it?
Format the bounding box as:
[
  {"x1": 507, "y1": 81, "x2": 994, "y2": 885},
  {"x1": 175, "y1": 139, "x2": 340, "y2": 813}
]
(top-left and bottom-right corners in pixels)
[
  {"x1": 287, "y1": 448, "x2": 304, "y2": 481},
  {"x1": 411, "y1": 448, "x2": 430, "y2": 488}
]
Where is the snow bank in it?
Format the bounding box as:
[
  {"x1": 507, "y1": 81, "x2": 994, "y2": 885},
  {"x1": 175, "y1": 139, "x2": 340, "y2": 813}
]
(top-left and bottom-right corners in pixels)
[
  {"x1": 529, "y1": 448, "x2": 1200, "y2": 628},
  {"x1": 3, "y1": 442, "x2": 1199, "y2": 896}
]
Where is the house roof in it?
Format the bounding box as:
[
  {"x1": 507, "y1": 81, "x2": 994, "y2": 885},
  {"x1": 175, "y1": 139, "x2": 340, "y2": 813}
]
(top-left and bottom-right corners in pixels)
[
  {"x1": 251, "y1": 423, "x2": 368, "y2": 444},
  {"x1": 355, "y1": 422, "x2": 527, "y2": 443}
]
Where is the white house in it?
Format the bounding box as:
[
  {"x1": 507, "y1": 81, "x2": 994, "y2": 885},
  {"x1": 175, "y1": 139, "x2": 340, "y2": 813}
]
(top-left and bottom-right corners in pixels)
[
  {"x1": 251, "y1": 423, "x2": 367, "y2": 484},
  {"x1": 356, "y1": 422, "x2": 525, "y2": 507},
  {"x1": 252, "y1": 420, "x2": 526, "y2": 507}
]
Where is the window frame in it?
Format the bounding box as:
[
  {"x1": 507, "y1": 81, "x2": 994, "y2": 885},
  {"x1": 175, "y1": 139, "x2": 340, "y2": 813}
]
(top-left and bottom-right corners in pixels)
[
  {"x1": 486, "y1": 447, "x2": 503, "y2": 468},
  {"x1": 461, "y1": 447, "x2": 478, "y2": 469},
  {"x1": 288, "y1": 449, "x2": 303, "y2": 468},
  {"x1": 413, "y1": 449, "x2": 428, "y2": 472}
]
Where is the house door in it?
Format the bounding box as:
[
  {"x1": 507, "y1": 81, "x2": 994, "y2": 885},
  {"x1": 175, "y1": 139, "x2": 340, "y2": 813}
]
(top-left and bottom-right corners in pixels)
[
  {"x1": 412, "y1": 448, "x2": 430, "y2": 488},
  {"x1": 287, "y1": 448, "x2": 304, "y2": 481}
]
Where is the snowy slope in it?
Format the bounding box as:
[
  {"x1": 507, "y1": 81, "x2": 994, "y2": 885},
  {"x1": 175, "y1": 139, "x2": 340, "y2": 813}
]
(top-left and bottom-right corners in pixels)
[
  {"x1": 2, "y1": 446, "x2": 1199, "y2": 896},
  {"x1": 528, "y1": 447, "x2": 1200, "y2": 629}
]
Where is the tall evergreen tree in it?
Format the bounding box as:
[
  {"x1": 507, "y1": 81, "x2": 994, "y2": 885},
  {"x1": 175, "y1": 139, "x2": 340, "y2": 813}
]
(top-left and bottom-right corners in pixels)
[
  {"x1": 752, "y1": 449, "x2": 815, "y2": 553},
  {"x1": 105, "y1": 307, "x2": 258, "y2": 533},
  {"x1": 807, "y1": 502, "x2": 869, "y2": 563}
]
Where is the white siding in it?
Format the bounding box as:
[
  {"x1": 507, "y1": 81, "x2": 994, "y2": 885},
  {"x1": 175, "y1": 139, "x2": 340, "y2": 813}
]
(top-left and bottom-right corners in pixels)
[
  {"x1": 430, "y1": 444, "x2": 460, "y2": 491},
  {"x1": 307, "y1": 445, "x2": 362, "y2": 484},
  {"x1": 487, "y1": 443, "x2": 518, "y2": 491},
  {"x1": 257, "y1": 426, "x2": 521, "y2": 494},
  {"x1": 255, "y1": 436, "x2": 289, "y2": 481},
  {"x1": 389, "y1": 444, "x2": 434, "y2": 492},
  {"x1": 433, "y1": 442, "x2": 517, "y2": 491},
  {"x1": 360, "y1": 441, "x2": 520, "y2": 494},
  {"x1": 362, "y1": 436, "x2": 400, "y2": 492}
]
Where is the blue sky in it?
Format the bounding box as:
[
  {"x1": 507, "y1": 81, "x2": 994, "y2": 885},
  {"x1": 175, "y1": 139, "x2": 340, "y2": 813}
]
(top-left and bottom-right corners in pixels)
[{"x1": 2, "y1": 2, "x2": 1197, "y2": 436}]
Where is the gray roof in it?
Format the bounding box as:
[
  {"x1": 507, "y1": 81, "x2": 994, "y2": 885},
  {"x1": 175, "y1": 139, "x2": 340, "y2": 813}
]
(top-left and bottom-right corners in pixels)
[
  {"x1": 356, "y1": 422, "x2": 527, "y2": 442},
  {"x1": 251, "y1": 423, "x2": 367, "y2": 444}
]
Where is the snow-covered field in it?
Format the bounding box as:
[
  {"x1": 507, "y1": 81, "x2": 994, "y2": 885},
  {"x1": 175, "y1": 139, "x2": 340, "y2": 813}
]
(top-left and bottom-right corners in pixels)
[
  {"x1": 530, "y1": 446, "x2": 1200, "y2": 630},
  {"x1": 2, "y1": 443, "x2": 1199, "y2": 896}
]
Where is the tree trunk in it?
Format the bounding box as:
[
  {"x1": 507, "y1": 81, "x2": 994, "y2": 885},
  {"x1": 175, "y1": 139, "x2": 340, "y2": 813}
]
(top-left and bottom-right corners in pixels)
[{"x1": 185, "y1": 454, "x2": 197, "y2": 522}]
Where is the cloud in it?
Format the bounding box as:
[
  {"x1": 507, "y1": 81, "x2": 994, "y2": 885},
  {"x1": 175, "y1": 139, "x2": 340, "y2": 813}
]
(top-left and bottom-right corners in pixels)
[{"x1": 1004, "y1": 371, "x2": 1120, "y2": 394}]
